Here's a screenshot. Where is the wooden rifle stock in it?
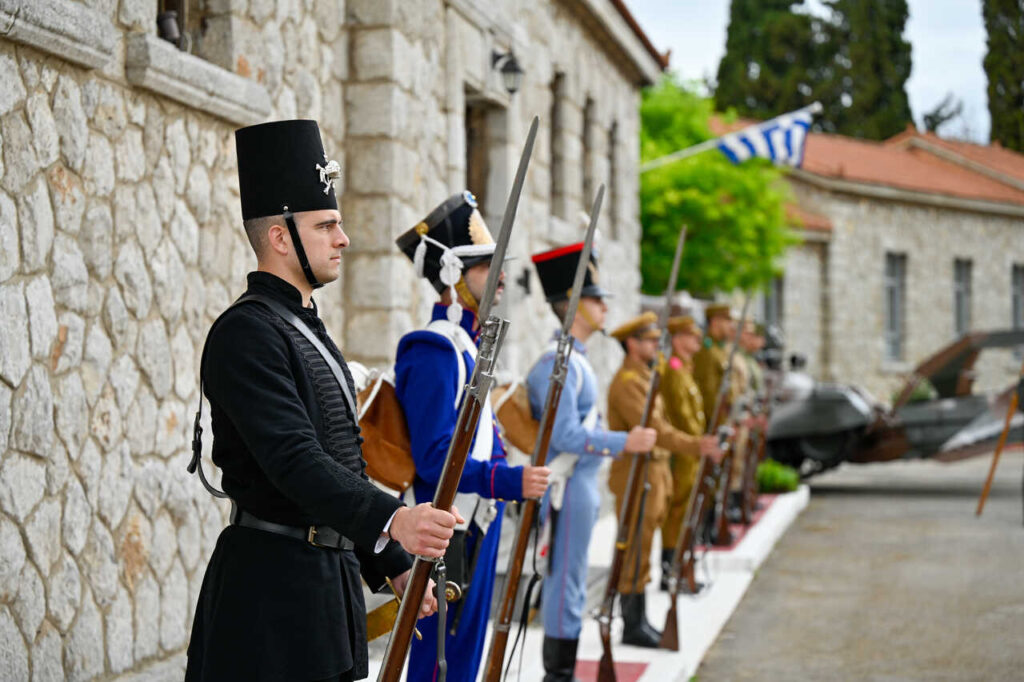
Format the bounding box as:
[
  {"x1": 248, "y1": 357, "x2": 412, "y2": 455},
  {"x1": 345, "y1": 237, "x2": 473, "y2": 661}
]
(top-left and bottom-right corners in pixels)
[
  {"x1": 598, "y1": 224, "x2": 685, "y2": 682},
  {"x1": 659, "y1": 454, "x2": 713, "y2": 650},
  {"x1": 596, "y1": 372, "x2": 660, "y2": 682},
  {"x1": 712, "y1": 430, "x2": 738, "y2": 547},
  {"x1": 377, "y1": 320, "x2": 508, "y2": 682},
  {"x1": 483, "y1": 181, "x2": 603, "y2": 682},
  {"x1": 481, "y1": 359, "x2": 567, "y2": 682}
]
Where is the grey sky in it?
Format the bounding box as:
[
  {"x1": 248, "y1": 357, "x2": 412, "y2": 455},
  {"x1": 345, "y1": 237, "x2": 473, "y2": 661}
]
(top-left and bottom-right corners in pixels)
[{"x1": 627, "y1": 0, "x2": 990, "y2": 142}]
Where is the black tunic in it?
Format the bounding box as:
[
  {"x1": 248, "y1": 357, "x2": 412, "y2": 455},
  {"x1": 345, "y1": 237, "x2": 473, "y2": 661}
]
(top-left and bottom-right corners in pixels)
[{"x1": 186, "y1": 272, "x2": 411, "y2": 681}]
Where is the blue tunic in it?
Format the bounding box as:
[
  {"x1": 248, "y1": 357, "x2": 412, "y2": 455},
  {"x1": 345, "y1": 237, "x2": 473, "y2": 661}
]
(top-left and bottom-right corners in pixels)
[
  {"x1": 395, "y1": 304, "x2": 523, "y2": 682},
  {"x1": 526, "y1": 335, "x2": 628, "y2": 639}
]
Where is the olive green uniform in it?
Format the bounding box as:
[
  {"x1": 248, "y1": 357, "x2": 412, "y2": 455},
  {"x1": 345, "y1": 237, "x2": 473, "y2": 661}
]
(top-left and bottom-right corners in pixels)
[{"x1": 658, "y1": 354, "x2": 705, "y2": 549}]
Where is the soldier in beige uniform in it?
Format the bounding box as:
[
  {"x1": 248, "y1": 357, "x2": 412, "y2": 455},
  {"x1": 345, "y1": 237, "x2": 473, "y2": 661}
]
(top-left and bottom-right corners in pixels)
[
  {"x1": 658, "y1": 316, "x2": 707, "y2": 588},
  {"x1": 606, "y1": 313, "x2": 719, "y2": 647}
]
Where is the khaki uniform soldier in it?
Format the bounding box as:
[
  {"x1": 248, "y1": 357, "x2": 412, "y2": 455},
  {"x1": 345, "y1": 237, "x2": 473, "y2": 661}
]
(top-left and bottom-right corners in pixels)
[
  {"x1": 606, "y1": 313, "x2": 718, "y2": 647},
  {"x1": 693, "y1": 303, "x2": 741, "y2": 430},
  {"x1": 658, "y1": 316, "x2": 706, "y2": 586}
]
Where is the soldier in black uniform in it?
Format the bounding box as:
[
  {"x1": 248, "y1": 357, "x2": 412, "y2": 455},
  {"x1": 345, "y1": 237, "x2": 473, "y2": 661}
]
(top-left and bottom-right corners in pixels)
[{"x1": 185, "y1": 120, "x2": 459, "y2": 682}]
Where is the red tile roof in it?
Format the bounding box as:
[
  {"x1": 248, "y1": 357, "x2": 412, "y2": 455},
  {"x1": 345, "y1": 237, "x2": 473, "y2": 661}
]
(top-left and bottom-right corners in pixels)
[{"x1": 801, "y1": 132, "x2": 1024, "y2": 205}]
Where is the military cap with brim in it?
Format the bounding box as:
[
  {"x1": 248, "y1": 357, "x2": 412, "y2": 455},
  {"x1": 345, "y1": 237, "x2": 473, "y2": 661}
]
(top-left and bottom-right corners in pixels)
[
  {"x1": 704, "y1": 303, "x2": 736, "y2": 320},
  {"x1": 668, "y1": 315, "x2": 701, "y2": 337},
  {"x1": 396, "y1": 191, "x2": 496, "y2": 293},
  {"x1": 610, "y1": 311, "x2": 661, "y2": 342},
  {"x1": 531, "y1": 242, "x2": 612, "y2": 303},
  {"x1": 235, "y1": 119, "x2": 340, "y2": 220}
]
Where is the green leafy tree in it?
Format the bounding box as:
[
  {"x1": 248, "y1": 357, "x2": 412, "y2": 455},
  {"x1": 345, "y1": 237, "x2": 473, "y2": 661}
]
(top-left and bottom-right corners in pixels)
[
  {"x1": 823, "y1": 0, "x2": 913, "y2": 139},
  {"x1": 714, "y1": 0, "x2": 827, "y2": 120},
  {"x1": 983, "y1": 0, "x2": 1024, "y2": 151},
  {"x1": 641, "y1": 77, "x2": 797, "y2": 297}
]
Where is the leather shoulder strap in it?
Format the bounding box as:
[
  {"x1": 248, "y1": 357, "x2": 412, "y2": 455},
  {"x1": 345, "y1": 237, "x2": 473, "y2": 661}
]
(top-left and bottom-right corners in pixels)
[
  {"x1": 244, "y1": 294, "x2": 357, "y2": 416},
  {"x1": 188, "y1": 294, "x2": 359, "y2": 499}
]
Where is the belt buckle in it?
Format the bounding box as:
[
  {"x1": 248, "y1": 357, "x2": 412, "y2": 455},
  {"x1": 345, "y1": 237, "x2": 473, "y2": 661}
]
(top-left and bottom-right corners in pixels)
[{"x1": 307, "y1": 526, "x2": 332, "y2": 549}]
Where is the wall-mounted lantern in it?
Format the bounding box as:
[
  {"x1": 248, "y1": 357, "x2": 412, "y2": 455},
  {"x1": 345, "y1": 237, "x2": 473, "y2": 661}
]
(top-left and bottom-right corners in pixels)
[{"x1": 491, "y1": 50, "x2": 525, "y2": 95}]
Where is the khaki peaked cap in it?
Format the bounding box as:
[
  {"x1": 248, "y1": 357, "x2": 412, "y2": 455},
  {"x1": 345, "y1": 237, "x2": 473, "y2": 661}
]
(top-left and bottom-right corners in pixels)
[{"x1": 610, "y1": 311, "x2": 660, "y2": 341}]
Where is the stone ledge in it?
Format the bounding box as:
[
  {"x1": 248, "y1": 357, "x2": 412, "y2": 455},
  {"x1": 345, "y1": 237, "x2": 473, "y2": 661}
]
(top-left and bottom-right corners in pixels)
[
  {"x1": 125, "y1": 33, "x2": 270, "y2": 127},
  {"x1": 0, "y1": 0, "x2": 115, "y2": 70}
]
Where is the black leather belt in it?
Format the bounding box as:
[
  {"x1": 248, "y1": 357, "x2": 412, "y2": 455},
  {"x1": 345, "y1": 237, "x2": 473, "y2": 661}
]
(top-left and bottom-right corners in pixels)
[{"x1": 232, "y1": 508, "x2": 354, "y2": 551}]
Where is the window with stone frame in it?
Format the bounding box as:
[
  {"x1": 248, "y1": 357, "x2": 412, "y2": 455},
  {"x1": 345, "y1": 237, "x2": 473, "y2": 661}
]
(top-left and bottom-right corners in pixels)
[
  {"x1": 884, "y1": 252, "x2": 907, "y2": 362},
  {"x1": 155, "y1": 0, "x2": 230, "y2": 67},
  {"x1": 465, "y1": 99, "x2": 491, "y2": 212},
  {"x1": 608, "y1": 120, "x2": 619, "y2": 239},
  {"x1": 549, "y1": 72, "x2": 568, "y2": 220},
  {"x1": 1012, "y1": 264, "x2": 1024, "y2": 357},
  {"x1": 764, "y1": 276, "x2": 784, "y2": 329},
  {"x1": 953, "y1": 258, "x2": 972, "y2": 337}
]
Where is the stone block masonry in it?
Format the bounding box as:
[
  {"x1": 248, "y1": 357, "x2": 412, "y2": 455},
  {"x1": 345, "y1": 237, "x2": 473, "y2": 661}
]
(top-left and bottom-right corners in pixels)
[{"x1": 0, "y1": 0, "x2": 659, "y2": 678}]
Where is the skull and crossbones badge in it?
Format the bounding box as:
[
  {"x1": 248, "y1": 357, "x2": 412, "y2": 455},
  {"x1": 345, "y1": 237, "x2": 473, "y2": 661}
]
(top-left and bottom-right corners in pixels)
[{"x1": 316, "y1": 153, "x2": 341, "y2": 195}]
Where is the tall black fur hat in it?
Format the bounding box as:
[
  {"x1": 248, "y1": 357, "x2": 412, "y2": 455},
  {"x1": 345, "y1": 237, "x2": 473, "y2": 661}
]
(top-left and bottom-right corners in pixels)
[{"x1": 235, "y1": 119, "x2": 341, "y2": 220}]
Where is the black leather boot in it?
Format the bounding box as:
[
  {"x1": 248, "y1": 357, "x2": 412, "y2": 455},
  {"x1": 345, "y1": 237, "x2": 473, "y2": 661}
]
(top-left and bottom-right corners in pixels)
[
  {"x1": 542, "y1": 636, "x2": 580, "y2": 682},
  {"x1": 659, "y1": 548, "x2": 674, "y2": 591},
  {"x1": 620, "y1": 593, "x2": 661, "y2": 648}
]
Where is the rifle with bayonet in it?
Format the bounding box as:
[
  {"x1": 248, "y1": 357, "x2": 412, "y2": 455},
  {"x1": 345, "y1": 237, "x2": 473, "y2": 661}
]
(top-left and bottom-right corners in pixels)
[
  {"x1": 376, "y1": 116, "x2": 538, "y2": 682},
  {"x1": 482, "y1": 185, "x2": 605, "y2": 682},
  {"x1": 596, "y1": 226, "x2": 687, "y2": 682},
  {"x1": 707, "y1": 295, "x2": 751, "y2": 547}
]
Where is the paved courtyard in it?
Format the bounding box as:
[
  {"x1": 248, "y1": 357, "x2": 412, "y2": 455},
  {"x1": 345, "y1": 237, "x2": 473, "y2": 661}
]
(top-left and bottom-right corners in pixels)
[{"x1": 698, "y1": 451, "x2": 1024, "y2": 681}]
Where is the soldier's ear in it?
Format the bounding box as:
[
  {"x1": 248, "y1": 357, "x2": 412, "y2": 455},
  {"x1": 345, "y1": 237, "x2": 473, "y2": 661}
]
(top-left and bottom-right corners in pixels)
[{"x1": 266, "y1": 222, "x2": 292, "y2": 256}]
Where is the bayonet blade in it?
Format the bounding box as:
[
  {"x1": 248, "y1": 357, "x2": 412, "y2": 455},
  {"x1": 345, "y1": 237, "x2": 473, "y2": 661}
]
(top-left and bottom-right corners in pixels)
[
  {"x1": 560, "y1": 184, "x2": 604, "y2": 337},
  {"x1": 478, "y1": 116, "x2": 539, "y2": 322},
  {"x1": 657, "y1": 226, "x2": 688, "y2": 348}
]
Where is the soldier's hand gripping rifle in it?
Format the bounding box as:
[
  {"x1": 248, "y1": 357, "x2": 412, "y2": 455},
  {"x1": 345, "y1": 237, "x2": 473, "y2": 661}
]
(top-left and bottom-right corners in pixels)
[
  {"x1": 377, "y1": 116, "x2": 538, "y2": 682},
  {"x1": 596, "y1": 226, "x2": 687, "y2": 682},
  {"x1": 482, "y1": 186, "x2": 604, "y2": 682},
  {"x1": 706, "y1": 295, "x2": 751, "y2": 547},
  {"x1": 658, "y1": 451, "x2": 717, "y2": 650}
]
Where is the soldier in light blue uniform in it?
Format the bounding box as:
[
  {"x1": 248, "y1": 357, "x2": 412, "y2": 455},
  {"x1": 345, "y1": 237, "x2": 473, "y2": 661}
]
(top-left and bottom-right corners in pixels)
[
  {"x1": 394, "y1": 192, "x2": 550, "y2": 682},
  {"x1": 527, "y1": 243, "x2": 657, "y2": 682}
]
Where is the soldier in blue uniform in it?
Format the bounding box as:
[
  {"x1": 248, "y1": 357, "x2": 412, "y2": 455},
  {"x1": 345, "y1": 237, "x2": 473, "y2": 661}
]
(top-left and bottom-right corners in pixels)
[
  {"x1": 394, "y1": 192, "x2": 550, "y2": 682},
  {"x1": 527, "y1": 243, "x2": 657, "y2": 681}
]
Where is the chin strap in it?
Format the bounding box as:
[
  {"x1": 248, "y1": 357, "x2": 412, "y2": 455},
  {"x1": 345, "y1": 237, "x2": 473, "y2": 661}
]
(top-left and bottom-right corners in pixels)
[
  {"x1": 454, "y1": 277, "x2": 479, "y2": 317},
  {"x1": 283, "y1": 205, "x2": 323, "y2": 290}
]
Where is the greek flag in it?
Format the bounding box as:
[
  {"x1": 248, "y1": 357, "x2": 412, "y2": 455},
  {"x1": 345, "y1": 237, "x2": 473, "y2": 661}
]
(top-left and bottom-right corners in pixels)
[{"x1": 717, "y1": 104, "x2": 819, "y2": 167}]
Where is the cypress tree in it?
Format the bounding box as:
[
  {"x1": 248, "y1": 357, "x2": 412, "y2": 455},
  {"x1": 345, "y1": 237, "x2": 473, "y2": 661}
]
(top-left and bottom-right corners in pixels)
[
  {"x1": 714, "y1": 0, "x2": 826, "y2": 120},
  {"x1": 714, "y1": 0, "x2": 913, "y2": 140},
  {"x1": 983, "y1": 0, "x2": 1024, "y2": 151},
  {"x1": 824, "y1": 0, "x2": 914, "y2": 139}
]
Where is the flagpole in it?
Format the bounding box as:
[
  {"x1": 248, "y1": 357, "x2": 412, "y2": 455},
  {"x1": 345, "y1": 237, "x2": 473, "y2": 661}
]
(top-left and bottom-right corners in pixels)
[{"x1": 640, "y1": 101, "x2": 823, "y2": 174}]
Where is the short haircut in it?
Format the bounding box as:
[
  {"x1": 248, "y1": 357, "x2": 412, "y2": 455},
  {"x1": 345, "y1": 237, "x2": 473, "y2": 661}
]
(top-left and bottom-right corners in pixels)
[
  {"x1": 242, "y1": 214, "x2": 283, "y2": 256},
  {"x1": 550, "y1": 300, "x2": 569, "y2": 321}
]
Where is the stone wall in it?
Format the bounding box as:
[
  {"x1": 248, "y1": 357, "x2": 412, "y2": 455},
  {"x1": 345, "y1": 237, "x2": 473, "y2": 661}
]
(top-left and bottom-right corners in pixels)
[
  {"x1": 340, "y1": 0, "x2": 647, "y2": 386},
  {"x1": 0, "y1": 0, "x2": 654, "y2": 678},
  {"x1": 786, "y1": 181, "x2": 1024, "y2": 402}
]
